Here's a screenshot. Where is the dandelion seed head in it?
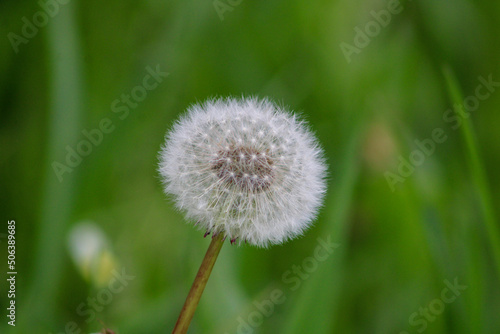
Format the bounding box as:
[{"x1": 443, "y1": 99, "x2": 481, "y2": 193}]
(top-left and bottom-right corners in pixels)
[{"x1": 158, "y1": 97, "x2": 327, "y2": 247}]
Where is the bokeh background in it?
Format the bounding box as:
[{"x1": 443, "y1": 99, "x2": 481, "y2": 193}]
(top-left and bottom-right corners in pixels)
[{"x1": 1, "y1": 0, "x2": 500, "y2": 333}]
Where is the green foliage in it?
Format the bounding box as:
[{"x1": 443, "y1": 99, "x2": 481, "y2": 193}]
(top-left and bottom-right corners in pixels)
[{"x1": 1, "y1": 0, "x2": 499, "y2": 333}]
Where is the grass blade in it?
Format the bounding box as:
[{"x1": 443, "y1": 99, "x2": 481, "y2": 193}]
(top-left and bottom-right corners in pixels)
[
  {"x1": 19, "y1": 3, "x2": 85, "y2": 331},
  {"x1": 442, "y1": 65, "x2": 500, "y2": 279}
]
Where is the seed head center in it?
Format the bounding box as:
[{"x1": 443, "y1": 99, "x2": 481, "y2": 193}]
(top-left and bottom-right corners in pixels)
[{"x1": 212, "y1": 146, "x2": 274, "y2": 192}]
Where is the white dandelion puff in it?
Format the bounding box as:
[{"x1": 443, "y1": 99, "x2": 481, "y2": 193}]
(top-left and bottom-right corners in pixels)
[{"x1": 158, "y1": 97, "x2": 327, "y2": 247}]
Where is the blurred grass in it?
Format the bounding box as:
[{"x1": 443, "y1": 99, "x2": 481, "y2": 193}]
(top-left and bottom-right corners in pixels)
[
  {"x1": 443, "y1": 66, "x2": 500, "y2": 277},
  {"x1": 17, "y1": 1, "x2": 84, "y2": 332},
  {"x1": 284, "y1": 111, "x2": 365, "y2": 334},
  {"x1": 1, "y1": 0, "x2": 500, "y2": 333}
]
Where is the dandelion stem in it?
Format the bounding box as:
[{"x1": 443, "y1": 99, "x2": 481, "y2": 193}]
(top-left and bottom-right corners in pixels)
[{"x1": 172, "y1": 233, "x2": 225, "y2": 334}]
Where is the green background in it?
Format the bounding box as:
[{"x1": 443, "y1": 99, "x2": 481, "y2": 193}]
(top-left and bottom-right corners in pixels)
[{"x1": 1, "y1": 0, "x2": 499, "y2": 333}]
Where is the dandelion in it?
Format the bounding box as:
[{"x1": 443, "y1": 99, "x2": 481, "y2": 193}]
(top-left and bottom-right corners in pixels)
[
  {"x1": 158, "y1": 97, "x2": 327, "y2": 333},
  {"x1": 159, "y1": 97, "x2": 327, "y2": 246}
]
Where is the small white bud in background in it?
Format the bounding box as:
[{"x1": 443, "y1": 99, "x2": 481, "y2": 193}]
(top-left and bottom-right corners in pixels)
[{"x1": 67, "y1": 221, "x2": 118, "y2": 287}]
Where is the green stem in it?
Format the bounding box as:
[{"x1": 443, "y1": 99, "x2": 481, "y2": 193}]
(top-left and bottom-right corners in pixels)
[{"x1": 172, "y1": 233, "x2": 225, "y2": 334}]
